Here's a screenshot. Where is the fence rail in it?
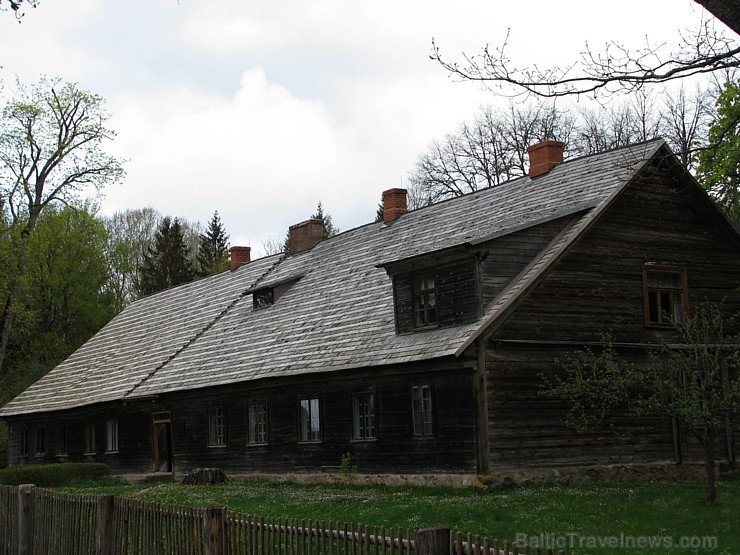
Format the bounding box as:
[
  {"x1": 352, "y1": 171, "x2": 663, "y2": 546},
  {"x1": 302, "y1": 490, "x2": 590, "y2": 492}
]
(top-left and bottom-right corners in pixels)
[{"x1": 0, "y1": 485, "x2": 570, "y2": 555}]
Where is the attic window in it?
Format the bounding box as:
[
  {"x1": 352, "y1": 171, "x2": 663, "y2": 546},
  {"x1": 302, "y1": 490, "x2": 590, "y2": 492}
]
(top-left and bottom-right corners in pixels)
[
  {"x1": 644, "y1": 266, "x2": 688, "y2": 326},
  {"x1": 392, "y1": 260, "x2": 479, "y2": 334},
  {"x1": 414, "y1": 274, "x2": 438, "y2": 327},
  {"x1": 253, "y1": 289, "x2": 274, "y2": 309}
]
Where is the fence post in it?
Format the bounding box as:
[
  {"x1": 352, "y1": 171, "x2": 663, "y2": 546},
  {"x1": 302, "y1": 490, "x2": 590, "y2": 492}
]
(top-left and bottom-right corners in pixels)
[
  {"x1": 203, "y1": 506, "x2": 226, "y2": 555},
  {"x1": 17, "y1": 484, "x2": 33, "y2": 555},
  {"x1": 415, "y1": 527, "x2": 451, "y2": 555},
  {"x1": 95, "y1": 494, "x2": 116, "y2": 555}
]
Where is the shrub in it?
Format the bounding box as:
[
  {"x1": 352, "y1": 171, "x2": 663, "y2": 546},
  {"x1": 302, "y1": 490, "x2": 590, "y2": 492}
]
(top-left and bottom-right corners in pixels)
[{"x1": 0, "y1": 462, "x2": 110, "y2": 486}]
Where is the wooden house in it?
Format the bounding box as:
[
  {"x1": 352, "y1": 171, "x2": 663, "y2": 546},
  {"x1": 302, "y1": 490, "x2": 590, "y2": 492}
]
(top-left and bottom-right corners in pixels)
[{"x1": 1, "y1": 139, "x2": 738, "y2": 478}]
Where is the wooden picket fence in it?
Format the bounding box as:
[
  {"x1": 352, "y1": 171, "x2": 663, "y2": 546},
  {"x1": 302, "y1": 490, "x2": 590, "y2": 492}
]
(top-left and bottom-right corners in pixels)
[{"x1": 0, "y1": 485, "x2": 570, "y2": 555}]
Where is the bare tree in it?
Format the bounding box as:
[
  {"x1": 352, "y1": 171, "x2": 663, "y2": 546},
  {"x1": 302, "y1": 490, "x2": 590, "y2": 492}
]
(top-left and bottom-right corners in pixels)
[
  {"x1": 432, "y1": 6, "x2": 738, "y2": 98},
  {"x1": 0, "y1": 0, "x2": 38, "y2": 20},
  {"x1": 661, "y1": 85, "x2": 714, "y2": 168},
  {"x1": 408, "y1": 101, "x2": 576, "y2": 203},
  {"x1": 0, "y1": 78, "x2": 124, "y2": 372},
  {"x1": 571, "y1": 91, "x2": 663, "y2": 156}
]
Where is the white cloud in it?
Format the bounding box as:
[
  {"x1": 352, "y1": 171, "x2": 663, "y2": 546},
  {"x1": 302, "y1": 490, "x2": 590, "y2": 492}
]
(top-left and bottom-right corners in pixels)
[{"x1": 1, "y1": 0, "x2": 713, "y2": 259}]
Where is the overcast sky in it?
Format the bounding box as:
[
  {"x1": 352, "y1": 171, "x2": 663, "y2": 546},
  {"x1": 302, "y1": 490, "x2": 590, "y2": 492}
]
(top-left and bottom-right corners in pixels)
[{"x1": 1, "y1": 0, "x2": 708, "y2": 256}]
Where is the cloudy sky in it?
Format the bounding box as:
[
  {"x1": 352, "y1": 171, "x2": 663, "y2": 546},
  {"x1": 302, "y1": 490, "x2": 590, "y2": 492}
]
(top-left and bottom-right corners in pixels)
[{"x1": 1, "y1": 0, "x2": 708, "y2": 256}]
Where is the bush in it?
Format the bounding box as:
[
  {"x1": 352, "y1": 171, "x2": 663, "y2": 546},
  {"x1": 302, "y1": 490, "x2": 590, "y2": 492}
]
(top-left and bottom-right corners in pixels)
[{"x1": 0, "y1": 462, "x2": 110, "y2": 486}]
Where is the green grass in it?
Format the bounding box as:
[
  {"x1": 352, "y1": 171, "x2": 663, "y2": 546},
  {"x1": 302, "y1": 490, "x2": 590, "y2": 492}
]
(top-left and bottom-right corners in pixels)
[{"x1": 58, "y1": 479, "x2": 738, "y2": 554}]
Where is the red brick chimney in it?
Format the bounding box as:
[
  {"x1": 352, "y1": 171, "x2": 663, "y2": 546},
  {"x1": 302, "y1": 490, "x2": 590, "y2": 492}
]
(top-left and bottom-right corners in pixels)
[
  {"x1": 289, "y1": 219, "x2": 324, "y2": 254},
  {"x1": 527, "y1": 140, "x2": 564, "y2": 178},
  {"x1": 382, "y1": 188, "x2": 408, "y2": 223},
  {"x1": 229, "y1": 246, "x2": 251, "y2": 271}
]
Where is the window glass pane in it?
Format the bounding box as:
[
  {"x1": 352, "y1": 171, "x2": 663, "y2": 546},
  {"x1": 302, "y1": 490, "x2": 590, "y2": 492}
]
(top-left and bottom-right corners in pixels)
[
  {"x1": 209, "y1": 407, "x2": 225, "y2": 446},
  {"x1": 106, "y1": 420, "x2": 118, "y2": 452},
  {"x1": 57, "y1": 426, "x2": 68, "y2": 456},
  {"x1": 35, "y1": 428, "x2": 46, "y2": 455},
  {"x1": 672, "y1": 292, "x2": 683, "y2": 323},
  {"x1": 299, "y1": 397, "x2": 321, "y2": 442},
  {"x1": 647, "y1": 272, "x2": 680, "y2": 289},
  {"x1": 352, "y1": 391, "x2": 376, "y2": 440},
  {"x1": 411, "y1": 385, "x2": 433, "y2": 437},
  {"x1": 85, "y1": 424, "x2": 96, "y2": 454},
  {"x1": 248, "y1": 401, "x2": 267, "y2": 444},
  {"x1": 19, "y1": 429, "x2": 29, "y2": 456}
]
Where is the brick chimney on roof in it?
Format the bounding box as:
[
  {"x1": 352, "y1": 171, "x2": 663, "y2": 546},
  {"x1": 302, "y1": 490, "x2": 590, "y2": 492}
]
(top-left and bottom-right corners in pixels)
[
  {"x1": 229, "y1": 246, "x2": 251, "y2": 271},
  {"x1": 289, "y1": 219, "x2": 324, "y2": 254},
  {"x1": 527, "y1": 140, "x2": 564, "y2": 178},
  {"x1": 382, "y1": 188, "x2": 408, "y2": 223}
]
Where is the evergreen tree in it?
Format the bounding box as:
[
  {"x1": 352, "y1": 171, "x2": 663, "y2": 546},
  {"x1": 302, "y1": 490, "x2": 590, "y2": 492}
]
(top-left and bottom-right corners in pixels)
[
  {"x1": 311, "y1": 201, "x2": 339, "y2": 239},
  {"x1": 283, "y1": 201, "x2": 339, "y2": 252},
  {"x1": 138, "y1": 217, "x2": 194, "y2": 296},
  {"x1": 197, "y1": 211, "x2": 230, "y2": 276}
]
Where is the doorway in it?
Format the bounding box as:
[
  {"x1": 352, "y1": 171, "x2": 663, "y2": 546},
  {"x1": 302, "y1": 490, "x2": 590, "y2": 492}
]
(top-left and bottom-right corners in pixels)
[{"x1": 152, "y1": 411, "x2": 173, "y2": 472}]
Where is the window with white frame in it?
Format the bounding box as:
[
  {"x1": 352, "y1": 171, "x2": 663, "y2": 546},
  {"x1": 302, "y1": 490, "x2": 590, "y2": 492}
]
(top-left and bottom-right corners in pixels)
[
  {"x1": 208, "y1": 406, "x2": 226, "y2": 447},
  {"x1": 352, "y1": 391, "x2": 376, "y2": 440},
  {"x1": 298, "y1": 397, "x2": 321, "y2": 443},
  {"x1": 411, "y1": 385, "x2": 433, "y2": 437},
  {"x1": 248, "y1": 400, "x2": 268, "y2": 445},
  {"x1": 84, "y1": 423, "x2": 96, "y2": 454},
  {"x1": 106, "y1": 419, "x2": 119, "y2": 453}
]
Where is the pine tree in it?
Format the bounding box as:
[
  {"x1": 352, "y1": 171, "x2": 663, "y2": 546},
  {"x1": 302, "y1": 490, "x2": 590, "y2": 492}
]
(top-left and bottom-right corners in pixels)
[
  {"x1": 197, "y1": 211, "x2": 230, "y2": 276},
  {"x1": 138, "y1": 217, "x2": 194, "y2": 296},
  {"x1": 311, "y1": 201, "x2": 339, "y2": 239},
  {"x1": 283, "y1": 201, "x2": 340, "y2": 252}
]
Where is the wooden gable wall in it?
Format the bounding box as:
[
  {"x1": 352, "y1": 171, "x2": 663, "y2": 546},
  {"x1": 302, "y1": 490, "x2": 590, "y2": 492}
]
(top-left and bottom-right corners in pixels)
[{"x1": 483, "y1": 156, "x2": 740, "y2": 468}]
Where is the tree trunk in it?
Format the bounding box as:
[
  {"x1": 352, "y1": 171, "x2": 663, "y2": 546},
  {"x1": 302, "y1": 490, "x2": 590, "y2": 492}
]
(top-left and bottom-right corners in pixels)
[
  {"x1": 0, "y1": 278, "x2": 23, "y2": 374},
  {"x1": 0, "y1": 214, "x2": 38, "y2": 374},
  {"x1": 704, "y1": 431, "x2": 717, "y2": 505}
]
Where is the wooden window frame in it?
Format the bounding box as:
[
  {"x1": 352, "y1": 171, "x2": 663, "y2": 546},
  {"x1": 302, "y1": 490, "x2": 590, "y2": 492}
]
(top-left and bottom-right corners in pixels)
[
  {"x1": 84, "y1": 423, "x2": 96, "y2": 455},
  {"x1": 247, "y1": 399, "x2": 268, "y2": 445},
  {"x1": 643, "y1": 265, "x2": 688, "y2": 327},
  {"x1": 411, "y1": 385, "x2": 434, "y2": 437},
  {"x1": 106, "y1": 419, "x2": 119, "y2": 453},
  {"x1": 298, "y1": 396, "x2": 322, "y2": 444},
  {"x1": 413, "y1": 273, "x2": 438, "y2": 328},
  {"x1": 34, "y1": 427, "x2": 46, "y2": 457},
  {"x1": 56, "y1": 425, "x2": 69, "y2": 457},
  {"x1": 19, "y1": 427, "x2": 29, "y2": 457},
  {"x1": 208, "y1": 406, "x2": 227, "y2": 448},
  {"x1": 351, "y1": 390, "x2": 377, "y2": 441}
]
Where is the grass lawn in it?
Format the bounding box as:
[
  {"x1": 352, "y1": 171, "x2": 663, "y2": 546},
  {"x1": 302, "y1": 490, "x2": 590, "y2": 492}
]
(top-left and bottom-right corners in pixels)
[{"x1": 60, "y1": 479, "x2": 737, "y2": 554}]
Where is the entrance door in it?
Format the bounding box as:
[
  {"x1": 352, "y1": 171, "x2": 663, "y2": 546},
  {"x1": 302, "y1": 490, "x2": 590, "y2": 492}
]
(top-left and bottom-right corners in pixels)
[{"x1": 152, "y1": 412, "x2": 173, "y2": 472}]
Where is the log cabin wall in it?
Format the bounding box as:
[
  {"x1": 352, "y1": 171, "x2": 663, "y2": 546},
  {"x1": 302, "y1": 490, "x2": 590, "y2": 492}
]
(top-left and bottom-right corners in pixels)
[
  {"x1": 5, "y1": 403, "x2": 153, "y2": 472},
  {"x1": 4, "y1": 365, "x2": 478, "y2": 475},
  {"x1": 165, "y1": 365, "x2": 477, "y2": 475},
  {"x1": 484, "y1": 158, "x2": 740, "y2": 467}
]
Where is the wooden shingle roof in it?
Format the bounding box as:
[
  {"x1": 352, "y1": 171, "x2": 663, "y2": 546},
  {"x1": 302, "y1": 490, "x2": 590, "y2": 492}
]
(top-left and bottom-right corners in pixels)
[{"x1": 0, "y1": 139, "x2": 664, "y2": 416}]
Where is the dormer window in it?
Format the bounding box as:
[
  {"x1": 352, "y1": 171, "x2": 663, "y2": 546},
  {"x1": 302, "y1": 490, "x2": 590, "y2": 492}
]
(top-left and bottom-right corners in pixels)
[
  {"x1": 391, "y1": 259, "x2": 480, "y2": 334},
  {"x1": 414, "y1": 274, "x2": 437, "y2": 327},
  {"x1": 253, "y1": 289, "x2": 274, "y2": 309}
]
